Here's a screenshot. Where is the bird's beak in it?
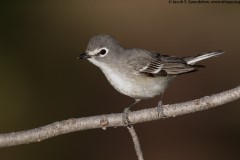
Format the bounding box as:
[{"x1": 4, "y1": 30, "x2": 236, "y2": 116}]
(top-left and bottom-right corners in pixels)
[{"x1": 77, "y1": 52, "x2": 92, "y2": 60}]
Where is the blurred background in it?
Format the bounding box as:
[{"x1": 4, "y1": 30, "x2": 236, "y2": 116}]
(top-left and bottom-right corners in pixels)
[{"x1": 0, "y1": 0, "x2": 239, "y2": 160}]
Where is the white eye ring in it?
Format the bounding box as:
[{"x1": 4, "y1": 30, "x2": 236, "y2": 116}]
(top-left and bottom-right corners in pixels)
[{"x1": 99, "y1": 47, "x2": 109, "y2": 57}]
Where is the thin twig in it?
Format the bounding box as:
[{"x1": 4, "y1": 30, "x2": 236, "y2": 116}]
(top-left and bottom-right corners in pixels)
[
  {"x1": 0, "y1": 85, "x2": 239, "y2": 148},
  {"x1": 127, "y1": 126, "x2": 144, "y2": 160}
]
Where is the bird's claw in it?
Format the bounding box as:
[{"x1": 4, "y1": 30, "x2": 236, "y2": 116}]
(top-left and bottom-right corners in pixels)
[
  {"x1": 123, "y1": 107, "x2": 132, "y2": 127},
  {"x1": 157, "y1": 100, "x2": 166, "y2": 118}
]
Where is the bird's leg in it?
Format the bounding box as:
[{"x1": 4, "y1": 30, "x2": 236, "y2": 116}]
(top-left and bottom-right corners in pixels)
[
  {"x1": 123, "y1": 99, "x2": 141, "y2": 127},
  {"x1": 157, "y1": 93, "x2": 166, "y2": 118}
]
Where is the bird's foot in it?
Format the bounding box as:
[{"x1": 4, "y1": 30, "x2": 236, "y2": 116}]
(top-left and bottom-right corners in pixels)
[
  {"x1": 123, "y1": 107, "x2": 132, "y2": 127},
  {"x1": 122, "y1": 99, "x2": 141, "y2": 127},
  {"x1": 157, "y1": 100, "x2": 166, "y2": 118}
]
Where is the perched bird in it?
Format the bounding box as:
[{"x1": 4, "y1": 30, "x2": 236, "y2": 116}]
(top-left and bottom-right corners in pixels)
[{"x1": 78, "y1": 35, "x2": 223, "y2": 123}]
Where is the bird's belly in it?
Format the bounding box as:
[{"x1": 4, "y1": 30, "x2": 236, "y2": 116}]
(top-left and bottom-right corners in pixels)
[{"x1": 102, "y1": 69, "x2": 172, "y2": 99}]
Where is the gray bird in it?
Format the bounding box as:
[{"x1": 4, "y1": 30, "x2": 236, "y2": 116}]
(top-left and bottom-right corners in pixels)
[{"x1": 78, "y1": 35, "x2": 223, "y2": 123}]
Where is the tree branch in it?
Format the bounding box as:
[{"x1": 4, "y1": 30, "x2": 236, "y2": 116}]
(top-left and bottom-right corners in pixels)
[
  {"x1": 0, "y1": 85, "x2": 239, "y2": 148},
  {"x1": 127, "y1": 126, "x2": 144, "y2": 160}
]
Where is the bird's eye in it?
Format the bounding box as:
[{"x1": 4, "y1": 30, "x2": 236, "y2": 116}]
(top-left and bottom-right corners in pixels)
[
  {"x1": 98, "y1": 48, "x2": 109, "y2": 57},
  {"x1": 100, "y1": 49, "x2": 106, "y2": 55}
]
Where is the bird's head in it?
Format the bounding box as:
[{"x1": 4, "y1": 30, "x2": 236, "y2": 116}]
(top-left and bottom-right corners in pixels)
[{"x1": 78, "y1": 35, "x2": 123, "y2": 67}]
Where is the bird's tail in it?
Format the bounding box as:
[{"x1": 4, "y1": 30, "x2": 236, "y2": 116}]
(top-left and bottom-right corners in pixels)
[{"x1": 185, "y1": 51, "x2": 224, "y2": 65}]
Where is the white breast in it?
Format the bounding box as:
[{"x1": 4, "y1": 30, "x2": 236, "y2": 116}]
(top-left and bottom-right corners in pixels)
[{"x1": 88, "y1": 58, "x2": 172, "y2": 99}]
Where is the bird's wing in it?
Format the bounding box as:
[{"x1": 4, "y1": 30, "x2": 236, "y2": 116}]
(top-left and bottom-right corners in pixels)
[
  {"x1": 158, "y1": 54, "x2": 201, "y2": 75},
  {"x1": 127, "y1": 52, "x2": 201, "y2": 77}
]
